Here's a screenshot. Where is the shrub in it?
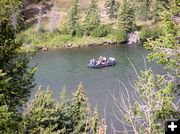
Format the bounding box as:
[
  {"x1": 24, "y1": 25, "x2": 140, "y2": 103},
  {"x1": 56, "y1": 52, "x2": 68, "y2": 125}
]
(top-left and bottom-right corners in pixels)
[
  {"x1": 113, "y1": 29, "x2": 126, "y2": 43},
  {"x1": 91, "y1": 25, "x2": 107, "y2": 37},
  {"x1": 139, "y1": 27, "x2": 153, "y2": 41},
  {"x1": 151, "y1": 25, "x2": 162, "y2": 37},
  {"x1": 75, "y1": 25, "x2": 84, "y2": 37},
  {"x1": 104, "y1": 24, "x2": 113, "y2": 34},
  {"x1": 139, "y1": 26, "x2": 162, "y2": 41},
  {"x1": 60, "y1": 22, "x2": 69, "y2": 34}
]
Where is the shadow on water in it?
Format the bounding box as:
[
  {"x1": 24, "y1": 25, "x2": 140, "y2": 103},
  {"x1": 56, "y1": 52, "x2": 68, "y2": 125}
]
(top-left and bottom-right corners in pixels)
[{"x1": 30, "y1": 44, "x2": 165, "y2": 133}]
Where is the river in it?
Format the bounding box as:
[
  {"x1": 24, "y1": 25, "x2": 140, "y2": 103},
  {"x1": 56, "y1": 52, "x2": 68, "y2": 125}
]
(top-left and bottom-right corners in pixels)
[{"x1": 30, "y1": 44, "x2": 164, "y2": 132}]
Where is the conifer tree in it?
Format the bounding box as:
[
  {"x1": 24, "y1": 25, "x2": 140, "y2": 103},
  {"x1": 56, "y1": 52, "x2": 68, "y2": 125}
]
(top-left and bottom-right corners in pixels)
[
  {"x1": 117, "y1": 0, "x2": 135, "y2": 33},
  {"x1": 134, "y1": 0, "x2": 176, "y2": 21},
  {"x1": 54, "y1": 86, "x2": 72, "y2": 133},
  {"x1": 59, "y1": 86, "x2": 67, "y2": 109},
  {"x1": 104, "y1": 0, "x2": 120, "y2": 20},
  {"x1": 151, "y1": 0, "x2": 159, "y2": 22},
  {"x1": 21, "y1": 84, "x2": 100, "y2": 133},
  {"x1": 22, "y1": 87, "x2": 57, "y2": 133},
  {"x1": 70, "y1": 82, "x2": 89, "y2": 133},
  {"x1": 51, "y1": 84, "x2": 101, "y2": 133},
  {"x1": 0, "y1": 105, "x2": 18, "y2": 133},
  {"x1": 66, "y1": 0, "x2": 81, "y2": 36},
  {"x1": 151, "y1": 0, "x2": 172, "y2": 22},
  {"x1": 0, "y1": 70, "x2": 18, "y2": 133},
  {"x1": 0, "y1": 0, "x2": 35, "y2": 110},
  {"x1": 90, "y1": 108, "x2": 100, "y2": 134},
  {"x1": 83, "y1": 0, "x2": 100, "y2": 35}
]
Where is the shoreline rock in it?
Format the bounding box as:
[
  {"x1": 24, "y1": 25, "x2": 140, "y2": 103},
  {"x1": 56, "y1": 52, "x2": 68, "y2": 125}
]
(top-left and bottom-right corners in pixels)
[{"x1": 41, "y1": 47, "x2": 48, "y2": 51}]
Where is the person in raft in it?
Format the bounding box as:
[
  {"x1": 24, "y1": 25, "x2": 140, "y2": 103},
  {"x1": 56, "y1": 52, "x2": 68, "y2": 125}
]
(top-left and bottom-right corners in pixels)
[
  {"x1": 96, "y1": 56, "x2": 107, "y2": 65},
  {"x1": 90, "y1": 58, "x2": 96, "y2": 65}
]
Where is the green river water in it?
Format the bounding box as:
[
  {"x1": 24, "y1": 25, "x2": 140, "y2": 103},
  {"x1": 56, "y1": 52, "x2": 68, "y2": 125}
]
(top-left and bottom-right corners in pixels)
[{"x1": 30, "y1": 44, "x2": 164, "y2": 132}]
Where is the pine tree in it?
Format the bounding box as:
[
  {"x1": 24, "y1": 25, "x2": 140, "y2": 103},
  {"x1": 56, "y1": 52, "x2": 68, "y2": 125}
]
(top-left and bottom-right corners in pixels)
[
  {"x1": 117, "y1": 0, "x2": 135, "y2": 33},
  {"x1": 54, "y1": 84, "x2": 101, "y2": 133},
  {"x1": 134, "y1": 0, "x2": 177, "y2": 21},
  {"x1": 89, "y1": 108, "x2": 100, "y2": 134},
  {"x1": 151, "y1": 0, "x2": 172, "y2": 22},
  {"x1": 54, "y1": 86, "x2": 72, "y2": 133},
  {"x1": 70, "y1": 82, "x2": 89, "y2": 133},
  {"x1": 83, "y1": 0, "x2": 100, "y2": 36},
  {"x1": 66, "y1": 0, "x2": 81, "y2": 36},
  {"x1": 151, "y1": 0, "x2": 159, "y2": 22},
  {"x1": 104, "y1": 0, "x2": 120, "y2": 20},
  {"x1": 0, "y1": 105, "x2": 17, "y2": 133},
  {"x1": 22, "y1": 86, "x2": 57, "y2": 133},
  {"x1": 0, "y1": 70, "x2": 18, "y2": 133},
  {"x1": 0, "y1": 0, "x2": 36, "y2": 110}
]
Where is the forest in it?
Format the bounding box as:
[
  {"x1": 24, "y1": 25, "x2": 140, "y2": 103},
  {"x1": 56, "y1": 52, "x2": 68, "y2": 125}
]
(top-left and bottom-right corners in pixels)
[{"x1": 0, "y1": 0, "x2": 180, "y2": 133}]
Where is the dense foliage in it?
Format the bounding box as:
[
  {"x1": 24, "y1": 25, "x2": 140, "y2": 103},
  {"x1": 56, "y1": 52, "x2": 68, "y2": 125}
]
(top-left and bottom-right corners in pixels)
[
  {"x1": 0, "y1": 0, "x2": 35, "y2": 110},
  {"x1": 22, "y1": 83, "x2": 100, "y2": 133},
  {"x1": 0, "y1": 0, "x2": 36, "y2": 133},
  {"x1": 145, "y1": 10, "x2": 180, "y2": 81}
]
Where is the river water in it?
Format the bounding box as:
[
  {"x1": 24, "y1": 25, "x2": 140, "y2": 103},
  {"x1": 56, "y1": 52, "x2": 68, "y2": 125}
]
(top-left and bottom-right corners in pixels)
[{"x1": 30, "y1": 44, "x2": 164, "y2": 132}]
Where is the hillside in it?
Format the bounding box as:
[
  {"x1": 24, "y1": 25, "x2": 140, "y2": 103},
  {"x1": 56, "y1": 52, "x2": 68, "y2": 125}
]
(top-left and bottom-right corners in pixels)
[{"x1": 24, "y1": 0, "x2": 112, "y2": 27}]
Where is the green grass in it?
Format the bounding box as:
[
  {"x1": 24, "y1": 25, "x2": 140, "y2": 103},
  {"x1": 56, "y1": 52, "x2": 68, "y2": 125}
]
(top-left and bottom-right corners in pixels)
[
  {"x1": 17, "y1": 26, "x2": 118, "y2": 52},
  {"x1": 17, "y1": 20, "x2": 162, "y2": 52}
]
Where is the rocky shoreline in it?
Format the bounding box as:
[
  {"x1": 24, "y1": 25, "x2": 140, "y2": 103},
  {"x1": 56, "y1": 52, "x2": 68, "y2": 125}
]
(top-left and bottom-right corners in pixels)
[{"x1": 38, "y1": 41, "x2": 119, "y2": 51}]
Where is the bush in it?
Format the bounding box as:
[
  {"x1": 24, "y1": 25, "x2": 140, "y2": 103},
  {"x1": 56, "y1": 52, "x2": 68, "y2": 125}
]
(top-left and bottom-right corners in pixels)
[
  {"x1": 103, "y1": 24, "x2": 114, "y2": 35},
  {"x1": 151, "y1": 25, "x2": 162, "y2": 37},
  {"x1": 49, "y1": 34, "x2": 72, "y2": 45},
  {"x1": 139, "y1": 27, "x2": 153, "y2": 41},
  {"x1": 75, "y1": 25, "x2": 84, "y2": 37},
  {"x1": 91, "y1": 25, "x2": 107, "y2": 37},
  {"x1": 139, "y1": 26, "x2": 162, "y2": 41},
  {"x1": 113, "y1": 29, "x2": 126, "y2": 43},
  {"x1": 60, "y1": 22, "x2": 69, "y2": 34}
]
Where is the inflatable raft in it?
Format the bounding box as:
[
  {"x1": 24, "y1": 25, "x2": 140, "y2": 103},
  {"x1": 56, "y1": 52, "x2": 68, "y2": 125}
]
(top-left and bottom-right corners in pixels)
[{"x1": 88, "y1": 57, "x2": 116, "y2": 68}]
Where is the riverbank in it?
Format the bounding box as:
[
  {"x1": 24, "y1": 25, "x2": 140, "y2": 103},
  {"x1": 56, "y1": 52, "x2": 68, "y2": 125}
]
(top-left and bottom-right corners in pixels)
[
  {"x1": 37, "y1": 39, "x2": 118, "y2": 51},
  {"x1": 18, "y1": 29, "x2": 121, "y2": 52},
  {"x1": 18, "y1": 24, "x2": 161, "y2": 53},
  {"x1": 18, "y1": 22, "x2": 162, "y2": 53}
]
